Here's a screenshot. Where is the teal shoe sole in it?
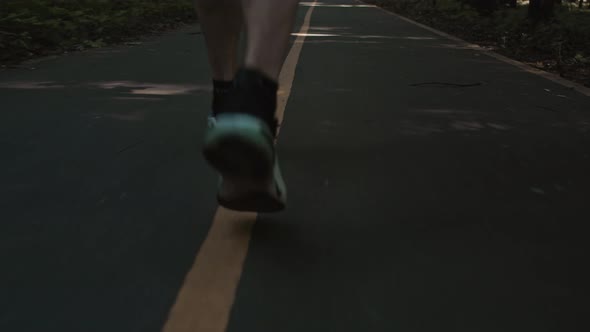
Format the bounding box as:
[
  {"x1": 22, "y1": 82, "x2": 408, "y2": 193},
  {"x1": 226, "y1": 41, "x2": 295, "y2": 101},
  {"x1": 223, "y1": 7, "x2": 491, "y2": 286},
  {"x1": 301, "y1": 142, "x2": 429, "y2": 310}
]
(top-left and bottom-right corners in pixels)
[
  {"x1": 203, "y1": 113, "x2": 274, "y2": 178},
  {"x1": 203, "y1": 113, "x2": 287, "y2": 212}
]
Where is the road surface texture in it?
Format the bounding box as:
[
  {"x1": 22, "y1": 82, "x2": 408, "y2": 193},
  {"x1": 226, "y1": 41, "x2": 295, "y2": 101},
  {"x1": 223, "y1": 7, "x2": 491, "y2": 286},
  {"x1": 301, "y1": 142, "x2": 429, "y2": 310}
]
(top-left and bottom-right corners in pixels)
[{"x1": 1, "y1": 1, "x2": 589, "y2": 331}]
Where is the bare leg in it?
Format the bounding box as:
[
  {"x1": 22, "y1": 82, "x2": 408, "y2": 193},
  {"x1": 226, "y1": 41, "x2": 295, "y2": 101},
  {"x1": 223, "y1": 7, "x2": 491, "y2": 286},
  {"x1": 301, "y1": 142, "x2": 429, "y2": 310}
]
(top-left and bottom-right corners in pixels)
[
  {"x1": 194, "y1": 0, "x2": 243, "y2": 81},
  {"x1": 241, "y1": 0, "x2": 300, "y2": 81},
  {"x1": 201, "y1": 0, "x2": 298, "y2": 213}
]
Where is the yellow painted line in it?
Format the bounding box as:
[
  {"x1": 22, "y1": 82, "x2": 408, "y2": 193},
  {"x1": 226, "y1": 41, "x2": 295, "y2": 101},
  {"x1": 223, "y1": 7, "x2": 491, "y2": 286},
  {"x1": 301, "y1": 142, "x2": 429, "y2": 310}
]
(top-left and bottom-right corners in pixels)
[
  {"x1": 276, "y1": 1, "x2": 318, "y2": 134},
  {"x1": 161, "y1": 2, "x2": 317, "y2": 332},
  {"x1": 359, "y1": 0, "x2": 590, "y2": 97}
]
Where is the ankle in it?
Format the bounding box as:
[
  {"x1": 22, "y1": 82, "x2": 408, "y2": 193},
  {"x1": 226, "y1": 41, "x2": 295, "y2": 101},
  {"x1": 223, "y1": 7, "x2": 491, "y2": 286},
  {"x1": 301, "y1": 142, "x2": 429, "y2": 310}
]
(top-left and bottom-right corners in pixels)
[
  {"x1": 237, "y1": 68, "x2": 279, "y2": 135},
  {"x1": 214, "y1": 68, "x2": 279, "y2": 136}
]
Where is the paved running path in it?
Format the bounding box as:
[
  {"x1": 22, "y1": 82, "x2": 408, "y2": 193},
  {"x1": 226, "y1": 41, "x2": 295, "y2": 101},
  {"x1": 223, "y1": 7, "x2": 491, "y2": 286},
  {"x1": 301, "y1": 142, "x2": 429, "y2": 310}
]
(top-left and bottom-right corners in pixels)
[{"x1": 1, "y1": 1, "x2": 589, "y2": 331}]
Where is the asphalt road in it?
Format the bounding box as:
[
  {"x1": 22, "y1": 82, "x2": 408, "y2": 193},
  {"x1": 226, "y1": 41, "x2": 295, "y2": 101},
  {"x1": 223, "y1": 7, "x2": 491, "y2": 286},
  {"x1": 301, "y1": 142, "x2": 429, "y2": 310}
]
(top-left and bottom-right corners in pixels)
[{"x1": 1, "y1": 1, "x2": 589, "y2": 331}]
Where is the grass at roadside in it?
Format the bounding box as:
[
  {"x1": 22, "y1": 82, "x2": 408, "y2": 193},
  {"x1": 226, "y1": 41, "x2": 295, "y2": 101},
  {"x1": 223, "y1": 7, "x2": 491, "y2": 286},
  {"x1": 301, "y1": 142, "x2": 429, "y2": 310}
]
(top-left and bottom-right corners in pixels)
[
  {"x1": 364, "y1": 0, "x2": 590, "y2": 87},
  {"x1": 0, "y1": 0, "x2": 197, "y2": 65}
]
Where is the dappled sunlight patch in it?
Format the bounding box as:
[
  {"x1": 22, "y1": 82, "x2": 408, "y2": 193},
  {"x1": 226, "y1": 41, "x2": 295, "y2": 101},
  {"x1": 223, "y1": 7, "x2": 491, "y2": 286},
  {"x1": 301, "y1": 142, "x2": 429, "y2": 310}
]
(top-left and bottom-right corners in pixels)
[
  {"x1": 300, "y1": 2, "x2": 376, "y2": 8},
  {"x1": 293, "y1": 24, "x2": 437, "y2": 41},
  {"x1": 396, "y1": 109, "x2": 514, "y2": 135},
  {"x1": 95, "y1": 81, "x2": 210, "y2": 95},
  {"x1": 112, "y1": 96, "x2": 164, "y2": 101},
  {"x1": 402, "y1": 36, "x2": 437, "y2": 40},
  {"x1": 487, "y1": 123, "x2": 511, "y2": 131},
  {"x1": 0, "y1": 80, "x2": 210, "y2": 96},
  {"x1": 304, "y1": 40, "x2": 383, "y2": 44},
  {"x1": 291, "y1": 32, "x2": 437, "y2": 41},
  {"x1": 451, "y1": 120, "x2": 485, "y2": 131},
  {"x1": 451, "y1": 120, "x2": 513, "y2": 132},
  {"x1": 426, "y1": 43, "x2": 493, "y2": 52},
  {"x1": 291, "y1": 33, "x2": 340, "y2": 37},
  {"x1": 399, "y1": 120, "x2": 445, "y2": 135},
  {"x1": 309, "y1": 26, "x2": 351, "y2": 31},
  {"x1": 397, "y1": 119, "x2": 514, "y2": 135},
  {"x1": 0, "y1": 81, "x2": 65, "y2": 89}
]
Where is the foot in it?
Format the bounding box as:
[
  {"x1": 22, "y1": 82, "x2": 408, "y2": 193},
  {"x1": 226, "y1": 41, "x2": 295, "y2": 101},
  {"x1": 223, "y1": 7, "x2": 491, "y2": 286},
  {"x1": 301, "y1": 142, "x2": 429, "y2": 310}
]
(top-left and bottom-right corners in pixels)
[{"x1": 202, "y1": 69, "x2": 287, "y2": 212}]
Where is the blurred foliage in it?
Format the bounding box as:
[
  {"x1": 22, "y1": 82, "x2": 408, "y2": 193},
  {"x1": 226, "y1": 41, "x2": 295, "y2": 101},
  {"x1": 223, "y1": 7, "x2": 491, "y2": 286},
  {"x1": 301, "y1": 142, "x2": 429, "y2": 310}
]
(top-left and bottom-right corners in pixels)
[{"x1": 0, "y1": 0, "x2": 196, "y2": 63}]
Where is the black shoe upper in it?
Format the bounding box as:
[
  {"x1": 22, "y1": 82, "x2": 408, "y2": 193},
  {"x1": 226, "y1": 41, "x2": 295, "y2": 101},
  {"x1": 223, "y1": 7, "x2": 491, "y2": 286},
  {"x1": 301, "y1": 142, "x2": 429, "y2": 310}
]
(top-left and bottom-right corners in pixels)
[{"x1": 212, "y1": 68, "x2": 279, "y2": 137}]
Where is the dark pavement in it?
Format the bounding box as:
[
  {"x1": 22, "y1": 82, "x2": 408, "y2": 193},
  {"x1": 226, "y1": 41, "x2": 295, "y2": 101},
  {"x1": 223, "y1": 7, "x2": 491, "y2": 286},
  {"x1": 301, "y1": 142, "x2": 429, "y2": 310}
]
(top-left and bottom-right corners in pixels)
[{"x1": 2, "y1": 0, "x2": 590, "y2": 331}]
